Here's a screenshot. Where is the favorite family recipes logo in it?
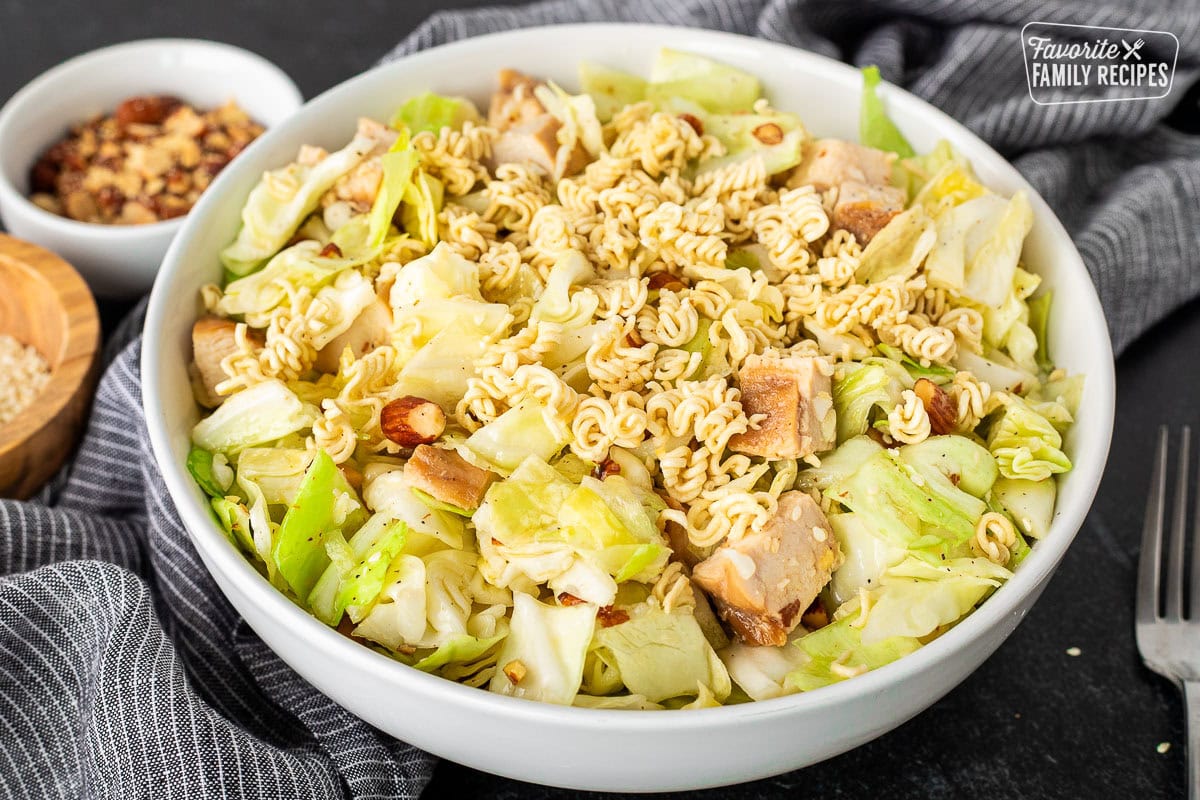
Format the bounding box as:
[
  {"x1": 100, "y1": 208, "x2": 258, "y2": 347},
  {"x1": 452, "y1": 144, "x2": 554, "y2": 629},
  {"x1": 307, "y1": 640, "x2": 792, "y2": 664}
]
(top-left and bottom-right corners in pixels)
[{"x1": 1021, "y1": 21, "x2": 1179, "y2": 105}]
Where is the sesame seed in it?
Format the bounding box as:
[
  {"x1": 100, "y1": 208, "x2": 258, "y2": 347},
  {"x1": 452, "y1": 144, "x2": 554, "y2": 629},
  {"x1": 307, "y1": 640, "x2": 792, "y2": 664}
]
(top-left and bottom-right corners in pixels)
[
  {"x1": 1157, "y1": 742, "x2": 1171, "y2": 754},
  {"x1": 1066, "y1": 647, "x2": 1081, "y2": 657},
  {"x1": 812, "y1": 526, "x2": 828, "y2": 542}
]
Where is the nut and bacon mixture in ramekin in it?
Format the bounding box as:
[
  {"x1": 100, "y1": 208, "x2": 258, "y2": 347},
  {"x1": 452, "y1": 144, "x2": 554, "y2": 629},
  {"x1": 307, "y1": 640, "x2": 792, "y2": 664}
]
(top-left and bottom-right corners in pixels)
[{"x1": 28, "y1": 95, "x2": 264, "y2": 225}]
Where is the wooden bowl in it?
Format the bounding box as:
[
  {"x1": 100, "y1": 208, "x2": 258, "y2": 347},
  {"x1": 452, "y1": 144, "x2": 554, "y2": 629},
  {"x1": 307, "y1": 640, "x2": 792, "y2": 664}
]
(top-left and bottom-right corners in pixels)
[{"x1": 0, "y1": 234, "x2": 100, "y2": 498}]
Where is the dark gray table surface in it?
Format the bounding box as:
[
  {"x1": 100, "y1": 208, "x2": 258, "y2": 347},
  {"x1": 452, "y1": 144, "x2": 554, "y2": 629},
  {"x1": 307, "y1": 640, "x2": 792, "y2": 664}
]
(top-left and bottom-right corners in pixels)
[{"x1": 2, "y1": 1, "x2": 1197, "y2": 797}]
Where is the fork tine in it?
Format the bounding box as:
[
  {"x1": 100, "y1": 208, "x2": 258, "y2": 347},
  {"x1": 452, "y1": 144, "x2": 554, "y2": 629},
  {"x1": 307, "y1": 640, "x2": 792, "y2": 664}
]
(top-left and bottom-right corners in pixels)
[
  {"x1": 1190, "y1": 426, "x2": 1200, "y2": 618},
  {"x1": 1138, "y1": 426, "x2": 1170, "y2": 624},
  {"x1": 1165, "y1": 427, "x2": 1192, "y2": 620}
]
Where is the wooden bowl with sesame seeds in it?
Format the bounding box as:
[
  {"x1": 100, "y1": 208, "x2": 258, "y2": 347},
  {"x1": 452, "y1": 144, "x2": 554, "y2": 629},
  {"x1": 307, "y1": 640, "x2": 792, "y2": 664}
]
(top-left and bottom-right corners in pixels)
[{"x1": 0, "y1": 234, "x2": 100, "y2": 499}]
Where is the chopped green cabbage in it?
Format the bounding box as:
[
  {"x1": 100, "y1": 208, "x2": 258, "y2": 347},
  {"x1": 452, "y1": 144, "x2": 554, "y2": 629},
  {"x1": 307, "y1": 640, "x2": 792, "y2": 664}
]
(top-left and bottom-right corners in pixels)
[
  {"x1": 466, "y1": 401, "x2": 571, "y2": 473},
  {"x1": 991, "y1": 476, "x2": 1056, "y2": 540},
  {"x1": 828, "y1": 449, "x2": 980, "y2": 550},
  {"x1": 832, "y1": 363, "x2": 902, "y2": 443},
  {"x1": 531, "y1": 251, "x2": 599, "y2": 328},
  {"x1": 361, "y1": 469, "x2": 466, "y2": 550},
  {"x1": 691, "y1": 108, "x2": 807, "y2": 177},
  {"x1": 963, "y1": 193, "x2": 1034, "y2": 307},
  {"x1": 413, "y1": 632, "x2": 506, "y2": 672},
  {"x1": 784, "y1": 614, "x2": 921, "y2": 692},
  {"x1": 217, "y1": 219, "x2": 374, "y2": 317},
  {"x1": 400, "y1": 169, "x2": 444, "y2": 248},
  {"x1": 859, "y1": 66, "x2": 914, "y2": 159},
  {"x1": 1037, "y1": 372, "x2": 1084, "y2": 417},
  {"x1": 191, "y1": 380, "x2": 317, "y2": 455},
  {"x1": 953, "y1": 348, "x2": 1038, "y2": 395},
  {"x1": 856, "y1": 555, "x2": 1011, "y2": 644},
  {"x1": 646, "y1": 48, "x2": 760, "y2": 114},
  {"x1": 367, "y1": 136, "x2": 419, "y2": 249},
  {"x1": 899, "y1": 435, "x2": 998, "y2": 499},
  {"x1": 390, "y1": 92, "x2": 481, "y2": 135},
  {"x1": 719, "y1": 631, "x2": 813, "y2": 701},
  {"x1": 796, "y1": 435, "x2": 883, "y2": 495},
  {"x1": 350, "y1": 554, "x2": 428, "y2": 649},
  {"x1": 574, "y1": 694, "x2": 664, "y2": 710},
  {"x1": 307, "y1": 511, "x2": 408, "y2": 625},
  {"x1": 233, "y1": 448, "x2": 312, "y2": 506},
  {"x1": 273, "y1": 450, "x2": 366, "y2": 599},
  {"x1": 854, "y1": 206, "x2": 937, "y2": 284},
  {"x1": 221, "y1": 126, "x2": 380, "y2": 276},
  {"x1": 1027, "y1": 291, "x2": 1054, "y2": 372},
  {"x1": 987, "y1": 394, "x2": 1072, "y2": 481},
  {"x1": 874, "y1": 345, "x2": 954, "y2": 384},
  {"x1": 473, "y1": 457, "x2": 668, "y2": 603},
  {"x1": 828, "y1": 512, "x2": 906, "y2": 605},
  {"x1": 187, "y1": 445, "x2": 228, "y2": 498},
  {"x1": 591, "y1": 603, "x2": 730, "y2": 703},
  {"x1": 488, "y1": 593, "x2": 597, "y2": 705},
  {"x1": 579, "y1": 62, "x2": 647, "y2": 123},
  {"x1": 211, "y1": 496, "x2": 255, "y2": 555}
]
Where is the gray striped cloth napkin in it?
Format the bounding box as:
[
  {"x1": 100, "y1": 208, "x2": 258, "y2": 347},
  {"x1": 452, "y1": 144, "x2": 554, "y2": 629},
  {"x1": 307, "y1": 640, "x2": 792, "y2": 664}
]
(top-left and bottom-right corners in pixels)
[{"x1": 1, "y1": 1, "x2": 1197, "y2": 798}]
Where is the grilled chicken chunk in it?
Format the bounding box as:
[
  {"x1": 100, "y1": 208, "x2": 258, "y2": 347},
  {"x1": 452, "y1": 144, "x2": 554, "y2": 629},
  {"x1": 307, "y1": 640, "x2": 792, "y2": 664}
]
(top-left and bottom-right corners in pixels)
[
  {"x1": 404, "y1": 445, "x2": 499, "y2": 511},
  {"x1": 488, "y1": 113, "x2": 562, "y2": 176},
  {"x1": 729, "y1": 354, "x2": 836, "y2": 460},
  {"x1": 692, "y1": 492, "x2": 842, "y2": 646},
  {"x1": 191, "y1": 317, "x2": 261, "y2": 408},
  {"x1": 486, "y1": 69, "x2": 588, "y2": 178},
  {"x1": 314, "y1": 299, "x2": 392, "y2": 373},
  {"x1": 832, "y1": 180, "x2": 907, "y2": 245},
  {"x1": 788, "y1": 138, "x2": 895, "y2": 193},
  {"x1": 488, "y1": 69, "x2": 548, "y2": 132}
]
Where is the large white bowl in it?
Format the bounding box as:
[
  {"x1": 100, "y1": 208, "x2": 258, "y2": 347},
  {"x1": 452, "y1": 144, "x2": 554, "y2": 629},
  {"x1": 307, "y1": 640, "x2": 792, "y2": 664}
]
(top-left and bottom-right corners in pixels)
[
  {"x1": 143, "y1": 24, "x2": 1115, "y2": 792},
  {"x1": 0, "y1": 39, "x2": 303, "y2": 297}
]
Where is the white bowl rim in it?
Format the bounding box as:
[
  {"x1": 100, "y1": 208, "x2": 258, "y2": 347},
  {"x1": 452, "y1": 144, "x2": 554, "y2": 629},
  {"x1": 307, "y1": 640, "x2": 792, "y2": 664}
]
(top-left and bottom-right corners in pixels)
[
  {"x1": 0, "y1": 37, "x2": 303, "y2": 239},
  {"x1": 143, "y1": 22, "x2": 1116, "y2": 730}
]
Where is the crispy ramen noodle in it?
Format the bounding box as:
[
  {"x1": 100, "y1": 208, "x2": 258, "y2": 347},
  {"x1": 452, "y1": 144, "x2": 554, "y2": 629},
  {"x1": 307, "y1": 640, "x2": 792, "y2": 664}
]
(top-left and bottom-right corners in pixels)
[{"x1": 972, "y1": 512, "x2": 1018, "y2": 565}]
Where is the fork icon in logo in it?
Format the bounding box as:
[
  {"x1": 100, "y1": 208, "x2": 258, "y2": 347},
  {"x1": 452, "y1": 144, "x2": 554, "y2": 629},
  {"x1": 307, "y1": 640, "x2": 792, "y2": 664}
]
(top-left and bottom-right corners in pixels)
[{"x1": 1122, "y1": 38, "x2": 1146, "y2": 60}]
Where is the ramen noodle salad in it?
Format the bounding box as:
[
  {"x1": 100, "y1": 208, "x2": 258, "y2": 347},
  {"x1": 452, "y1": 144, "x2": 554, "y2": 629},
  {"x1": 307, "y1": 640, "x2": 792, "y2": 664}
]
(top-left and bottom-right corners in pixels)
[
  {"x1": 186, "y1": 51, "x2": 1081, "y2": 708},
  {"x1": 0, "y1": 334, "x2": 50, "y2": 425}
]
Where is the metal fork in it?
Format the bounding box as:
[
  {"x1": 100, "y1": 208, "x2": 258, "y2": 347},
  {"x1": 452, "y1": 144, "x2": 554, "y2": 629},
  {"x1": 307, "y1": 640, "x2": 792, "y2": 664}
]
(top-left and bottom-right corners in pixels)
[{"x1": 1137, "y1": 426, "x2": 1199, "y2": 797}]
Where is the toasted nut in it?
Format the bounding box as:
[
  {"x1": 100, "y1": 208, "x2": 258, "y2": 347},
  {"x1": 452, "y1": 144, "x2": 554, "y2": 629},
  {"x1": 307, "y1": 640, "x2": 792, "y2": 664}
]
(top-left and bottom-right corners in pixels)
[
  {"x1": 597, "y1": 606, "x2": 630, "y2": 628},
  {"x1": 381, "y1": 396, "x2": 446, "y2": 446},
  {"x1": 115, "y1": 95, "x2": 181, "y2": 126},
  {"x1": 320, "y1": 242, "x2": 343, "y2": 258},
  {"x1": 800, "y1": 597, "x2": 829, "y2": 631},
  {"x1": 647, "y1": 272, "x2": 686, "y2": 292},
  {"x1": 557, "y1": 592, "x2": 587, "y2": 606},
  {"x1": 503, "y1": 659, "x2": 527, "y2": 684},
  {"x1": 913, "y1": 378, "x2": 956, "y2": 435},
  {"x1": 595, "y1": 459, "x2": 621, "y2": 479},
  {"x1": 678, "y1": 113, "x2": 704, "y2": 135},
  {"x1": 752, "y1": 122, "x2": 784, "y2": 145}
]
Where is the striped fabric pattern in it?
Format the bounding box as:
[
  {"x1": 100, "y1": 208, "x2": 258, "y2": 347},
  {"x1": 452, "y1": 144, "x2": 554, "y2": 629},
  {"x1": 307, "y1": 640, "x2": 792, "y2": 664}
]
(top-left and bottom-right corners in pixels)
[{"x1": 1, "y1": 2, "x2": 1197, "y2": 797}]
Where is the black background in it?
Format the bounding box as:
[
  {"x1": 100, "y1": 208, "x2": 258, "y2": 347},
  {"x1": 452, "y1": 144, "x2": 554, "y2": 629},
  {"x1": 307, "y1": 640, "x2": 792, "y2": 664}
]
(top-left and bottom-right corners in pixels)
[{"x1": 1, "y1": 1, "x2": 1198, "y2": 797}]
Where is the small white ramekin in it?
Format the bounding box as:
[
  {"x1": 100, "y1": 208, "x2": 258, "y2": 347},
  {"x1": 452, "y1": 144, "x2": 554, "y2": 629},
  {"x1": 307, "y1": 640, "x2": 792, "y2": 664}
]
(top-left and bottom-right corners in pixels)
[{"x1": 0, "y1": 39, "x2": 303, "y2": 297}]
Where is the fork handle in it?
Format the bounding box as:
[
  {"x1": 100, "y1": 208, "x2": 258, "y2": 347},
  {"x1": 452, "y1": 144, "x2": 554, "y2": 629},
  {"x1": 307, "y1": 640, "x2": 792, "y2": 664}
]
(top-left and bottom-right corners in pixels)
[{"x1": 1184, "y1": 681, "x2": 1200, "y2": 798}]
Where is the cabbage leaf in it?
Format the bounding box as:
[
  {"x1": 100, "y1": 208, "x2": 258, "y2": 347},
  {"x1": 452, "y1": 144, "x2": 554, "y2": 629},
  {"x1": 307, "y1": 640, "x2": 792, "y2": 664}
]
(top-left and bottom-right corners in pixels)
[
  {"x1": 221, "y1": 126, "x2": 380, "y2": 276},
  {"x1": 986, "y1": 394, "x2": 1071, "y2": 481},
  {"x1": 488, "y1": 593, "x2": 597, "y2": 705},
  {"x1": 859, "y1": 66, "x2": 914, "y2": 159},
  {"x1": 390, "y1": 92, "x2": 481, "y2": 135},
  {"x1": 191, "y1": 380, "x2": 317, "y2": 455},
  {"x1": 273, "y1": 449, "x2": 366, "y2": 599},
  {"x1": 591, "y1": 603, "x2": 730, "y2": 703}
]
